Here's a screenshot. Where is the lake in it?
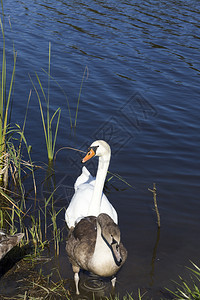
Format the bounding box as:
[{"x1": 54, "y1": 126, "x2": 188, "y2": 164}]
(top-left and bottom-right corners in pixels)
[{"x1": 1, "y1": 0, "x2": 200, "y2": 298}]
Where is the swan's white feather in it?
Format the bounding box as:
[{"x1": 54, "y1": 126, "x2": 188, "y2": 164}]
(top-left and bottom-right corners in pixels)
[
  {"x1": 65, "y1": 166, "x2": 118, "y2": 228},
  {"x1": 74, "y1": 166, "x2": 95, "y2": 191}
]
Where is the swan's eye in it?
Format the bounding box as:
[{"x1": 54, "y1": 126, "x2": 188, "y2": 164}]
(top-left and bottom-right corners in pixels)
[
  {"x1": 87, "y1": 150, "x2": 94, "y2": 157},
  {"x1": 90, "y1": 146, "x2": 99, "y2": 154}
]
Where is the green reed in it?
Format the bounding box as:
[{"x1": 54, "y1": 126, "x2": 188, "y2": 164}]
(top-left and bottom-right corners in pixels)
[
  {"x1": 31, "y1": 42, "x2": 61, "y2": 162},
  {"x1": 106, "y1": 290, "x2": 146, "y2": 300},
  {"x1": 74, "y1": 65, "x2": 88, "y2": 128},
  {"x1": 0, "y1": 3, "x2": 34, "y2": 193},
  {"x1": 42, "y1": 64, "x2": 88, "y2": 130},
  {"x1": 166, "y1": 261, "x2": 200, "y2": 299},
  {"x1": 0, "y1": 10, "x2": 17, "y2": 185},
  {"x1": 50, "y1": 205, "x2": 62, "y2": 257}
]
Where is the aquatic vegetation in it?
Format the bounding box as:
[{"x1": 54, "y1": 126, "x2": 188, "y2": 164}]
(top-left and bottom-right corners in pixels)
[
  {"x1": 0, "y1": 8, "x2": 17, "y2": 186},
  {"x1": 0, "y1": 8, "x2": 35, "y2": 194},
  {"x1": 0, "y1": 7, "x2": 69, "y2": 298},
  {"x1": 106, "y1": 290, "x2": 147, "y2": 300},
  {"x1": 31, "y1": 61, "x2": 88, "y2": 162},
  {"x1": 166, "y1": 261, "x2": 200, "y2": 299},
  {"x1": 74, "y1": 65, "x2": 88, "y2": 128},
  {"x1": 31, "y1": 42, "x2": 61, "y2": 162}
]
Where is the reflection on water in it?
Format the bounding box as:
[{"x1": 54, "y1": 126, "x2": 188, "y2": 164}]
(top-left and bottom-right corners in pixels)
[
  {"x1": 79, "y1": 273, "x2": 110, "y2": 298},
  {"x1": 1, "y1": 0, "x2": 200, "y2": 297},
  {"x1": 150, "y1": 228, "x2": 161, "y2": 286}
]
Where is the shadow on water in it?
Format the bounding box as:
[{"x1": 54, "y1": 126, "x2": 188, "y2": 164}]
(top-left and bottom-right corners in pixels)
[{"x1": 0, "y1": 243, "x2": 31, "y2": 278}]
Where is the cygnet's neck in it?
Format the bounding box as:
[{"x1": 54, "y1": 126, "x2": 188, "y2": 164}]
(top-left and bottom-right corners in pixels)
[{"x1": 88, "y1": 152, "x2": 110, "y2": 216}]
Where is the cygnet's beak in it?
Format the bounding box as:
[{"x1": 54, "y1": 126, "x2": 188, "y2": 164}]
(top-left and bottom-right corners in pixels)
[{"x1": 82, "y1": 148, "x2": 96, "y2": 163}]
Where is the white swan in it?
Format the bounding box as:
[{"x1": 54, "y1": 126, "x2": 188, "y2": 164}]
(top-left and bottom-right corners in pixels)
[{"x1": 65, "y1": 140, "x2": 118, "y2": 228}]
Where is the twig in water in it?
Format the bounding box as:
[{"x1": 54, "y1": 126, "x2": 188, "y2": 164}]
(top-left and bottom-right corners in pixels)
[
  {"x1": 148, "y1": 183, "x2": 160, "y2": 228},
  {"x1": 54, "y1": 147, "x2": 86, "y2": 164}
]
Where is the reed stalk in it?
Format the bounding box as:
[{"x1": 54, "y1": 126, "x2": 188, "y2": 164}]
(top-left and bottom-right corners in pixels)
[
  {"x1": 0, "y1": 14, "x2": 17, "y2": 186},
  {"x1": 30, "y1": 43, "x2": 61, "y2": 161},
  {"x1": 74, "y1": 66, "x2": 88, "y2": 128},
  {"x1": 50, "y1": 205, "x2": 62, "y2": 256},
  {"x1": 166, "y1": 262, "x2": 200, "y2": 299}
]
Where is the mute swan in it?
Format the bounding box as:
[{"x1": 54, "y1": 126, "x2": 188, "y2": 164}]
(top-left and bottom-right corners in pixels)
[
  {"x1": 66, "y1": 213, "x2": 127, "y2": 295},
  {"x1": 0, "y1": 230, "x2": 24, "y2": 260},
  {"x1": 65, "y1": 140, "x2": 118, "y2": 228}
]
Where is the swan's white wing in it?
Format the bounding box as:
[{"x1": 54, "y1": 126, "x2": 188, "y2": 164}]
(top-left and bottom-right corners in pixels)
[
  {"x1": 65, "y1": 183, "x2": 94, "y2": 228},
  {"x1": 65, "y1": 182, "x2": 118, "y2": 228},
  {"x1": 100, "y1": 197, "x2": 118, "y2": 224},
  {"x1": 74, "y1": 166, "x2": 95, "y2": 191}
]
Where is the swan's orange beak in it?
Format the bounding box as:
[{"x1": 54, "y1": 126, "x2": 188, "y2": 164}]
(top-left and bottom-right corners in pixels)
[{"x1": 82, "y1": 148, "x2": 96, "y2": 163}]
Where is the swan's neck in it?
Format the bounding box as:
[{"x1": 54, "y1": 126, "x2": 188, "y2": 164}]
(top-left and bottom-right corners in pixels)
[{"x1": 88, "y1": 153, "x2": 110, "y2": 216}]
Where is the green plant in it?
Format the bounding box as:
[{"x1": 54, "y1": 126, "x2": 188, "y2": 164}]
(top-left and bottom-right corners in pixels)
[
  {"x1": 166, "y1": 261, "x2": 200, "y2": 299},
  {"x1": 50, "y1": 205, "x2": 62, "y2": 256},
  {"x1": 39, "y1": 188, "x2": 63, "y2": 256},
  {"x1": 31, "y1": 42, "x2": 61, "y2": 162},
  {"x1": 74, "y1": 65, "x2": 88, "y2": 128},
  {"x1": 107, "y1": 170, "x2": 134, "y2": 189},
  {"x1": 0, "y1": 5, "x2": 34, "y2": 194},
  {"x1": 0, "y1": 10, "x2": 17, "y2": 186},
  {"x1": 42, "y1": 64, "x2": 88, "y2": 130},
  {"x1": 106, "y1": 290, "x2": 146, "y2": 300}
]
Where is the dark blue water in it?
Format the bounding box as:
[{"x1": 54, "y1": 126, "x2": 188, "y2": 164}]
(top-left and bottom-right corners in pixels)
[{"x1": 1, "y1": 0, "x2": 200, "y2": 298}]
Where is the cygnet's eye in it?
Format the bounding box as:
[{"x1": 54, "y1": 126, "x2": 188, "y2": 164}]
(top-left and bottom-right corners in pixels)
[{"x1": 111, "y1": 236, "x2": 117, "y2": 245}]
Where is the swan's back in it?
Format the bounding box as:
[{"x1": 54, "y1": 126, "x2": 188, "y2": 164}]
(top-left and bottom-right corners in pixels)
[
  {"x1": 65, "y1": 167, "x2": 118, "y2": 228},
  {"x1": 74, "y1": 166, "x2": 95, "y2": 191}
]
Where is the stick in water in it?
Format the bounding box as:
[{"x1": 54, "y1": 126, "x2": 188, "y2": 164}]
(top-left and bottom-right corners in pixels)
[{"x1": 148, "y1": 183, "x2": 160, "y2": 228}]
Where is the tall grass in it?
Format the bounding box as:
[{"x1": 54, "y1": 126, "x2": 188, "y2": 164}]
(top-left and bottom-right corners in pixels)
[
  {"x1": 0, "y1": 2, "x2": 62, "y2": 261},
  {"x1": 0, "y1": 11, "x2": 17, "y2": 186},
  {"x1": 31, "y1": 57, "x2": 88, "y2": 162},
  {"x1": 106, "y1": 291, "x2": 146, "y2": 300},
  {"x1": 0, "y1": 186, "x2": 63, "y2": 258},
  {"x1": 166, "y1": 261, "x2": 200, "y2": 299},
  {"x1": 31, "y1": 42, "x2": 61, "y2": 162},
  {"x1": 74, "y1": 65, "x2": 88, "y2": 128},
  {"x1": 0, "y1": 5, "x2": 34, "y2": 194}
]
